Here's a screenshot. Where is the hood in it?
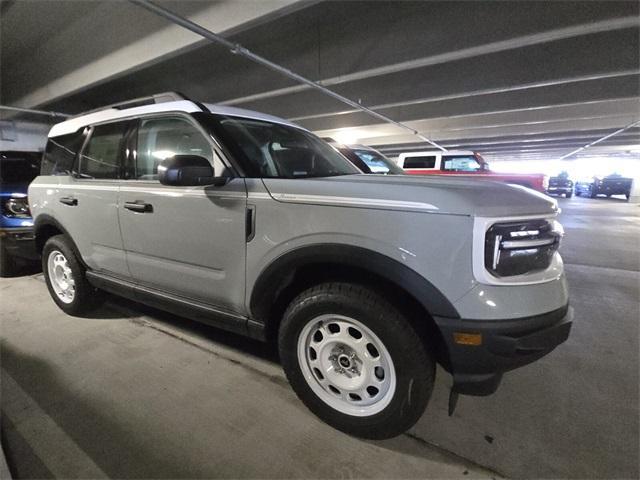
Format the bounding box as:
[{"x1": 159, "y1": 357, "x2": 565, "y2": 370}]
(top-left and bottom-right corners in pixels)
[
  {"x1": 262, "y1": 174, "x2": 558, "y2": 217},
  {"x1": 0, "y1": 183, "x2": 29, "y2": 196}
]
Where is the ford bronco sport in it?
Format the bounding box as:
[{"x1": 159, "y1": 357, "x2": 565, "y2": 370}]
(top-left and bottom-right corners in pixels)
[{"x1": 29, "y1": 93, "x2": 572, "y2": 439}]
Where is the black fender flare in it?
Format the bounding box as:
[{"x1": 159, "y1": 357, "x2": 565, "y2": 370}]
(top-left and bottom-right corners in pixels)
[
  {"x1": 249, "y1": 243, "x2": 460, "y2": 321},
  {"x1": 34, "y1": 214, "x2": 87, "y2": 267}
]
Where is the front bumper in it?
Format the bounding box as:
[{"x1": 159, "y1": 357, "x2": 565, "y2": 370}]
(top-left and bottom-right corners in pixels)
[
  {"x1": 0, "y1": 227, "x2": 38, "y2": 261},
  {"x1": 434, "y1": 304, "x2": 573, "y2": 396}
]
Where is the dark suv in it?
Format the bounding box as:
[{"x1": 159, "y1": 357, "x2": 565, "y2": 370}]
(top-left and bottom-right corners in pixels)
[{"x1": 0, "y1": 151, "x2": 41, "y2": 275}]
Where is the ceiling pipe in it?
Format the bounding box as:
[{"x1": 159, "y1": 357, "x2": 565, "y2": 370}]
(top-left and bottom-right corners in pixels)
[
  {"x1": 129, "y1": 0, "x2": 447, "y2": 152},
  {"x1": 559, "y1": 120, "x2": 640, "y2": 159},
  {"x1": 0, "y1": 105, "x2": 71, "y2": 118}
]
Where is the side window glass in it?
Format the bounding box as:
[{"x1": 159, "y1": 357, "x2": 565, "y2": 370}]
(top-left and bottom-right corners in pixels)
[
  {"x1": 79, "y1": 123, "x2": 128, "y2": 179},
  {"x1": 41, "y1": 132, "x2": 85, "y2": 176},
  {"x1": 404, "y1": 156, "x2": 436, "y2": 169},
  {"x1": 134, "y1": 117, "x2": 213, "y2": 181},
  {"x1": 442, "y1": 156, "x2": 482, "y2": 172}
]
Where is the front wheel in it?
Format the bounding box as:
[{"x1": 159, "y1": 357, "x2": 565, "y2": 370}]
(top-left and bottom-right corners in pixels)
[
  {"x1": 279, "y1": 283, "x2": 434, "y2": 439},
  {"x1": 43, "y1": 235, "x2": 103, "y2": 315}
]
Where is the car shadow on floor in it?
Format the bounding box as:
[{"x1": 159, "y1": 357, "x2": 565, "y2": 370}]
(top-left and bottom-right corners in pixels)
[{"x1": 100, "y1": 293, "x2": 280, "y2": 364}]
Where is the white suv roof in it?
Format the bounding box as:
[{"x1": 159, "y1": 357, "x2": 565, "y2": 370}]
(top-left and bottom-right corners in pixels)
[
  {"x1": 49, "y1": 95, "x2": 303, "y2": 138},
  {"x1": 399, "y1": 150, "x2": 474, "y2": 157}
]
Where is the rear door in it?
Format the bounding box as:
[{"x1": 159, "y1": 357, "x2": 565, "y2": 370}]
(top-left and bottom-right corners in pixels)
[
  {"x1": 54, "y1": 121, "x2": 132, "y2": 279},
  {"x1": 118, "y1": 114, "x2": 248, "y2": 314}
]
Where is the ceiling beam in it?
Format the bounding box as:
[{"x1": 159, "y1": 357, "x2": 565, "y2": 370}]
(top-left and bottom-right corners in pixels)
[
  {"x1": 221, "y1": 17, "x2": 639, "y2": 107},
  {"x1": 130, "y1": 0, "x2": 448, "y2": 151},
  {"x1": 560, "y1": 120, "x2": 640, "y2": 159}
]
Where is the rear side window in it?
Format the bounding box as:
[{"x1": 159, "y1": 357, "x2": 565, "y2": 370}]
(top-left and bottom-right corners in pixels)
[
  {"x1": 442, "y1": 155, "x2": 482, "y2": 172},
  {"x1": 41, "y1": 132, "x2": 84, "y2": 176},
  {"x1": 403, "y1": 155, "x2": 436, "y2": 169},
  {"x1": 79, "y1": 122, "x2": 129, "y2": 179}
]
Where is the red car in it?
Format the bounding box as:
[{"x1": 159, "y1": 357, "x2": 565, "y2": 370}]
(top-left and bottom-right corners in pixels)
[{"x1": 397, "y1": 150, "x2": 548, "y2": 193}]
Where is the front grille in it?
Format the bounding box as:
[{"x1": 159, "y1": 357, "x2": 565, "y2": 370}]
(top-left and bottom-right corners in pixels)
[{"x1": 484, "y1": 219, "x2": 562, "y2": 277}]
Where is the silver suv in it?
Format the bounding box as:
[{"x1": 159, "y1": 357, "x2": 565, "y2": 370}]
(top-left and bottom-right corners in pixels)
[{"x1": 29, "y1": 93, "x2": 572, "y2": 439}]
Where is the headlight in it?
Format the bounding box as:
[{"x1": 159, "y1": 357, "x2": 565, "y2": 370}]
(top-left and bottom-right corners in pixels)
[
  {"x1": 2, "y1": 196, "x2": 31, "y2": 218},
  {"x1": 484, "y1": 219, "x2": 563, "y2": 277}
]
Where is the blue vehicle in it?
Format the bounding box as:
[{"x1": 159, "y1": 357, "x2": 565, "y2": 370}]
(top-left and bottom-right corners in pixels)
[{"x1": 1, "y1": 151, "x2": 41, "y2": 276}]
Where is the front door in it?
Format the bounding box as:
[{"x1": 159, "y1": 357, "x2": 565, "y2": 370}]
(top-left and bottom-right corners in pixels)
[{"x1": 117, "y1": 115, "x2": 248, "y2": 315}]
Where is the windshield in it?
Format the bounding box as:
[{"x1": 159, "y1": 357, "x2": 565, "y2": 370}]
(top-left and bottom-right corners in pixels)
[
  {"x1": 442, "y1": 155, "x2": 486, "y2": 172},
  {"x1": 340, "y1": 148, "x2": 404, "y2": 175},
  {"x1": 207, "y1": 115, "x2": 361, "y2": 179},
  {"x1": 0, "y1": 152, "x2": 41, "y2": 184}
]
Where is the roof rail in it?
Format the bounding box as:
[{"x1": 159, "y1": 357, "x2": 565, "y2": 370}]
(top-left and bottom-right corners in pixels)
[{"x1": 73, "y1": 91, "x2": 190, "y2": 118}]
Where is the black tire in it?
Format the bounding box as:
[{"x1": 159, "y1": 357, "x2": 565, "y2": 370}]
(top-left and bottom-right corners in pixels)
[
  {"x1": 565, "y1": 191, "x2": 573, "y2": 198},
  {"x1": 590, "y1": 187, "x2": 597, "y2": 199},
  {"x1": 279, "y1": 282, "x2": 435, "y2": 439},
  {"x1": 42, "y1": 234, "x2": 103, "y2": 315},
  {"x1": 0, "y1": 244, "x2": 17, "y2": 277}
]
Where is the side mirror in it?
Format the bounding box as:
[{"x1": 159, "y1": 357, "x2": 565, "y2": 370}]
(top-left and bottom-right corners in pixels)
[{"x1": 158, "y1": 155, "x2": 217, "y2": 186}]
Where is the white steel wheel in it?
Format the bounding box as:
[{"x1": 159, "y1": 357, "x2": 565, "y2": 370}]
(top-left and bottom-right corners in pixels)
[
  {"x1": 297, "y1": 314, "x2": 397, "y2": 416},
  {"x1": 47, "y1": 249, "x2": 76, "y2": 304}
]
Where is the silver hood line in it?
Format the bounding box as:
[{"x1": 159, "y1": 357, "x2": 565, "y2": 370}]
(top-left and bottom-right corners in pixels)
[{"x1": 262, "y1": 174, "x2": 558, "y2": 217}]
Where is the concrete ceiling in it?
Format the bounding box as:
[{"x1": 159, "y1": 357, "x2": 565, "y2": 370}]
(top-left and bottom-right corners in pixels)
[{"x1": 1, "y1": 0, "x2": 638, "y2": 163}]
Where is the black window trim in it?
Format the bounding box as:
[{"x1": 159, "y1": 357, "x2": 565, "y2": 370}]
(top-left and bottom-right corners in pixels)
[{"x1": 74, "y1": 120, "x2": 134, "y2": 181}]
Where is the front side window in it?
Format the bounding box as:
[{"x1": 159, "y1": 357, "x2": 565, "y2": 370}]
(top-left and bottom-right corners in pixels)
[
  {"x1": 350, "y1": 149, "x2": 403, "y2": 175},
  {"x1": 134, "y1": 117, "x2": 214, "y2": 180},
  {"x1": 207, "y1": 115, "x2": 360, "y2": 179},
  {"x1": 442, "y1": 155, "x2": 483, "y2": 172},
  {"x1": 403, "y1": 156, "x2": 436, "y2": 169},
  {"x1": 79, "y1": 122, "x2": 129, "y2": 179}
]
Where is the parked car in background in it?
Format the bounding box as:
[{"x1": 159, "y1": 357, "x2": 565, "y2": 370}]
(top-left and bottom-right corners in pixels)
[
  {"x1": 574, "y1": 174, "x2": 633, "y2": 199},
  {"x1": 0, "y1": 151, "x2": 41, "y2": 276},
  {"x1": 323, "y1": 139, "x2": 404, "y2": 175},
  {"x1": 547, "y1": 171, "x2": 574, "y2": 197},
  {"x1": 397, "y1": 150, "x2": 548, "y2": 192}
]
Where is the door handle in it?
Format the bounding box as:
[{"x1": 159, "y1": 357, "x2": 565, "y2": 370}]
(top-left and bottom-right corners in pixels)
[
  {"x1": 124, "y1": 201, "x2": 153, "y2": 213},
  {"x1": 59, "y1": 197, "x2": 78, "y2": 206}
]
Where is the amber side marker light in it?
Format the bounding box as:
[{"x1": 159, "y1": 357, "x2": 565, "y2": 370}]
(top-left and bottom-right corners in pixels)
[{"x1": 453, "y1": 332, "x2": 483, "y2": 346}]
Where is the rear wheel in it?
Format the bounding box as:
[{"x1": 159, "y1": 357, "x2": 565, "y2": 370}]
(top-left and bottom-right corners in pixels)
[
  {"x1": 565, "y1": 191, "x2": 573, "y2": 198},
  {"x1": 279, "y1": 283, "x2": 434, "y2": 439},
  {"x1": 43, "y1": 235, "x2": 103, "y2": 315}
]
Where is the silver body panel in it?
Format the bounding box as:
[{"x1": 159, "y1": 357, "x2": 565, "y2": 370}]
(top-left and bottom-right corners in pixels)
[{"x1": 118, "y1": 179, "x2": 247, "y2": 313}]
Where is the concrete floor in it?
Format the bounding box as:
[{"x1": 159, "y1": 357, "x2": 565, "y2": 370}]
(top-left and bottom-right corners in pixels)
[{"x1": 1, "y1": 196, "x2": 638, "y2": 479}]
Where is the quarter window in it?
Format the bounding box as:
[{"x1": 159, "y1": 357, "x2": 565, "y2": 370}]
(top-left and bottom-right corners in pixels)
[
  {"x1": 79, "y1": 123, "x2": 129, "y2": 179},
  {"x1": 134, "y1": 117, "x2": 213, "y2": 180},
  {"x1": 41, "y1": 132, "x2": 85, "y2": 176},
  {"x1": 403, "y1": 156, "x2": 436, "y2": 169}
]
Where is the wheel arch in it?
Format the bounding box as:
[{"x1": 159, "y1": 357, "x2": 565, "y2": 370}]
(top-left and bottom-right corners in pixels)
[
  {"x1": 249, "y1": 244, "x2": 459, "y2": 365},
  {"x1": 34, "y1": 215, "x2": 86, "y2": 267}
]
